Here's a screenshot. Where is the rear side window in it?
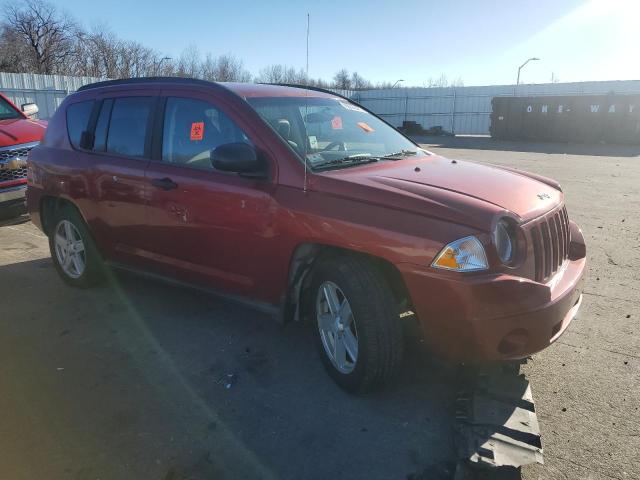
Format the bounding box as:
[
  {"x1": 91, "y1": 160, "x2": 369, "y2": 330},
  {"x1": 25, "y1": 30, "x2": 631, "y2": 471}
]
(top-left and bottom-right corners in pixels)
[
  {"x1": 66, "y1": 100, "x2": 94, "y2": 149},
  {"x1": 106, "y1": 97, "x2": 154, "y2": 158}
]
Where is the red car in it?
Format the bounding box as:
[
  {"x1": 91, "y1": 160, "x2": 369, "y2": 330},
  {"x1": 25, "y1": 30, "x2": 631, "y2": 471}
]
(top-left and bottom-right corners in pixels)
[
  {"x1": 27, "y1": 78, "x2": 586, "y2": 392},
  {"x1": 0, "y1": 93, "x2": 46, "y2": 217}
]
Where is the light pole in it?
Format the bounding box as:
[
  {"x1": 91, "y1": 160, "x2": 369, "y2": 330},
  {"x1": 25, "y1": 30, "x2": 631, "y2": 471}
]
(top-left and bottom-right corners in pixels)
[
  {"x1": 516, "y1": 57, "x2": 540, "y2": 85},
  {"x1": 391, "y1": 79, "x2": 404, "y2": 88},
  {"x1": 157, "y1": 56, "x2": 172, "y2": 75}
]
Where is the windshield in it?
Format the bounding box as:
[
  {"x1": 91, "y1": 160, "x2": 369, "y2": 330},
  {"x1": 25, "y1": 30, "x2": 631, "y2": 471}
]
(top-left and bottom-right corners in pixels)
[
  {"x1": 247, "y1": 96, "x2": 427, "y2": 170},
  {"x1": 0, "y1": 96, "x2": 22, "y2": 121}
]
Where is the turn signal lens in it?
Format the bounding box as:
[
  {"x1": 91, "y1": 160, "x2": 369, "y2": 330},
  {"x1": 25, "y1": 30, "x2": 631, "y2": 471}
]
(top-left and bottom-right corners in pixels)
[{"x1": 432, "y1": 236, "x2": 488, "y2": 272}]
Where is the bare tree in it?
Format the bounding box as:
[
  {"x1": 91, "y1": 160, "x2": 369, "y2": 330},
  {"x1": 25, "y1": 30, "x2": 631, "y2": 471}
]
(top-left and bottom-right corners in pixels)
[
  {"x1": 256, "y1": 64, "x2": 308, "y2": 84},
  {"x1": 3, "y1": 0, "x2": 78, "y2": 74},
  {"x1": 0, "y1": 26, "x2": 30, "y2": 72},
  {"x1": 374, "y1": 81, "x2": 394, "y2": 89},
  {"x1": 176, "y1": 45, "x2": 200, "y2": 78},
  {"x1": 425, "y1": 74, "x2": 449, "y2": 88},
  {"x1": 200, "y1": 52, "x2": 218, "y2": 81},
  {"x1": 212, "y1": 54, "x2": 251, "y2": 82},
  {"x1": 351, "y1": 71, "x2": 371, "y2": 90},
  {"x1": 333, "y1": 68, "x2": 351, "y2": 89},
  {"x1": 66, "y1": 24, "x2": 113, "y2": 77},
  {"x1": 257, "y1": 64, "x2": 286, "y2": 83}
]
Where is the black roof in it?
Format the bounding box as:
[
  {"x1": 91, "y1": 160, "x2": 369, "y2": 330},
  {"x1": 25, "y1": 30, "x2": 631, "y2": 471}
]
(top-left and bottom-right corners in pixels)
[
  {"x1": 77, "y1": 76, "x2": 218, "y2": 92},
  {"x1": 76, "y1": 78, "x2": 355, "y2": 105}
]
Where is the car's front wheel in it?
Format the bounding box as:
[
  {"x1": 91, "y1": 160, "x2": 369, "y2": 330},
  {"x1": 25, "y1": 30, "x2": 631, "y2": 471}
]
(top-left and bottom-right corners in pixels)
[
  {"x1": 311, "y1": 255, "x2": 404, "y2": 393},
  {"x1": 49, "y1": 205, "x2": 103, "y2": 288}
]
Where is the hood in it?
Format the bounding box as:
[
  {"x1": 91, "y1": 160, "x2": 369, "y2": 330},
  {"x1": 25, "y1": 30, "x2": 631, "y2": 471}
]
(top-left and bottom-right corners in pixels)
[
  {"x1": 320, "y1": 154, "x2": 562, "y2": 227},
  {"x1": 0, "y1": 118, "x2": 47, "y2": 147}
]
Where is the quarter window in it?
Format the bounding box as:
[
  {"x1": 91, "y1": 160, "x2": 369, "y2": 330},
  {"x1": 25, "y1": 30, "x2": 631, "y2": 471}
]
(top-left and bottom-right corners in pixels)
[
  {"x1": 66, "y1": 100, "x2": 95, "y2": 149},
  {"x1": 162, "y1": 97, "x2": 251, "y2": 171},
  {"x1": 106, "y1": 97, "x2": 155, "y2": 158}
]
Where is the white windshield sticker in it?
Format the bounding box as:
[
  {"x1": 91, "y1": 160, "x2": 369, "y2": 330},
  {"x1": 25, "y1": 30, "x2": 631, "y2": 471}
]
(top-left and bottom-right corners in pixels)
[
  {"x1": 338, "y1": 101, "x2": 365, "y2": 113},
  {"x1": 308, "y1": 135, "x2": 318, "y2": 149}
]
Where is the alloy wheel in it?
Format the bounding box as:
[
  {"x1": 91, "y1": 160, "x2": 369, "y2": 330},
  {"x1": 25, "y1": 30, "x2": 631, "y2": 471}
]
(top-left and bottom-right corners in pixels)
[
  {"x1": 316, "y1": 281, "x2": 359, "y2": 374},
  {"x1": 54, "y1": 220, "x2": 86, "y2": 279}
]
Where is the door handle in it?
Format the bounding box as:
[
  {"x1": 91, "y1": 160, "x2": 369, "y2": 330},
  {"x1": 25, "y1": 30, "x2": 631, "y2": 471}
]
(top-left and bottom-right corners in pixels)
[{"x1": 151, "y1": 177, "x2": 178, "y2": 190}]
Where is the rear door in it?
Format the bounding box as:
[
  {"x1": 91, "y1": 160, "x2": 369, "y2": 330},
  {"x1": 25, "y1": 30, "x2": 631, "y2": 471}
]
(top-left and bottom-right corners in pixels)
[
  {"x1": 144, "y1": 93, "x2": 279, "y2": 301},
  {"x1": 88, "y1": 93, "x2": 159, "y2": 266}
]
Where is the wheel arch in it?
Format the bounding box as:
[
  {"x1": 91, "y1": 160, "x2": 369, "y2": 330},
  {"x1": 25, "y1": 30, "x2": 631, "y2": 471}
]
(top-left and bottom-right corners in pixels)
[
  {"x1": 40, "y1": 195, "x2": 87, "y2": 236},
  {"x1": 282, "y1": 242, "x2": 413, "y2": 324}
]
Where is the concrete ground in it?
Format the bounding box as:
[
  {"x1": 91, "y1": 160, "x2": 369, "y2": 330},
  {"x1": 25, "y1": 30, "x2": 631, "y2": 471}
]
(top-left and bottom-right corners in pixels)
[
  {"x1": 420, "y1": 136, "x2": 640, "y2": 480},
  {"x1": 0, "y1": 137, "x2": 638, "y2": 479}
]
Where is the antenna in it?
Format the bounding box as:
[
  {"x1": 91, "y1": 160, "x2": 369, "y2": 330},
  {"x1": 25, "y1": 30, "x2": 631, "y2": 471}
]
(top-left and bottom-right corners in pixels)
[
  {"x1": 303, "y1": 13, "x2": 310, "y2": 194},
  {"x1": 306, "y1": 13, "x2": 310, "y2": 76}
]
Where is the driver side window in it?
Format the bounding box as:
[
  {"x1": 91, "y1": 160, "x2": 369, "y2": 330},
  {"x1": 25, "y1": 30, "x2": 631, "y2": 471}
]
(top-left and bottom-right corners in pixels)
[{"x1": 162, "y1": 97, "x2": 251, "y2": 171}]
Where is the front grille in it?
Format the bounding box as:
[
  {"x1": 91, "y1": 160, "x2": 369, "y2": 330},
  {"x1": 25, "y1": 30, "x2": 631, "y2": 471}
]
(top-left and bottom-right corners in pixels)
[
  {"x1": 0, "y1": 143, "x2": 36, "y2": 184},
  {"x1": 0, "y1": 145, "x2": 34, "y2": 162},
  {"x1": 529, "y1": 206, "x2": 570, "y2": 283},
  {"x1": 0, "y1": 166, "x2": 28, "y2": 183}
]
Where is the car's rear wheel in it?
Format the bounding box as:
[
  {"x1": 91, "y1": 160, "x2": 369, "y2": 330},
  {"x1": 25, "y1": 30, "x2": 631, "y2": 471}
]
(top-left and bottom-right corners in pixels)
[
  {"x1": 310, "y1": 255, "x2": 404, "y2": 393},
  {"x1": 49, "y1": 206, "x2": 103, "y2": 288}
]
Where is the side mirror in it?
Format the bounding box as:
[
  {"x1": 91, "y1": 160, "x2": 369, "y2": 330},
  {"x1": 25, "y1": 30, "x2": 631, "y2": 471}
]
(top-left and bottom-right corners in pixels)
[
  {"x1": 211, "y1": 143, "x2": 266, "y2": 178},
  {"x1": 21, "y1": 103, "x2": 39, "y2": 118}
]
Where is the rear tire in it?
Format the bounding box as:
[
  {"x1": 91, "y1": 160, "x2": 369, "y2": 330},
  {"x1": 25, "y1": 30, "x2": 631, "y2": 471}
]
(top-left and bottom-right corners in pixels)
[
  {"x1": 49, "y1": 205, "x2": 103, "y2": 288},
  {"x1": 310, "y1": 255, "x2": 404, "y2": 393}
]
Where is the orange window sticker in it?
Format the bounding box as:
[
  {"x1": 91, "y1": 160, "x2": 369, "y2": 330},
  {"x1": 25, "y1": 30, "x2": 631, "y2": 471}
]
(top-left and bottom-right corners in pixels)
[
  {"x1": 357, "y1": 122, "x2": 374, "y2": 133},
  {"x1": 190, "y1": 122, "x2": 204, "y2": 141},
  {"x1": 331, "y1": 116, "x2": 343, "y2": 130}
]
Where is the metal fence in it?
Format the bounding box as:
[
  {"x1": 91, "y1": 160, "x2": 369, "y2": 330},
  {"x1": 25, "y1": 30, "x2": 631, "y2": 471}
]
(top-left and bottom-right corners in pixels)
[
  {"x1": 3, "y1": 72, "x2": 640, "y2": 135},
  {"x1": 350, "y1": 80, "x2": 640, "y2": 135},
  {"x1": 0, "y1": 72, "x2": 101, "y2": 120}
]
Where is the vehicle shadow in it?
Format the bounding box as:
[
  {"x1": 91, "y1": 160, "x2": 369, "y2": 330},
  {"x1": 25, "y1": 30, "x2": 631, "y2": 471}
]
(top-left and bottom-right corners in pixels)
[
  {"x1": 0, "y1": 257, "x2": 530, "y2": 480},
  {"x1": 411, "y1": 135, "x2": 640, "y2": 157}
]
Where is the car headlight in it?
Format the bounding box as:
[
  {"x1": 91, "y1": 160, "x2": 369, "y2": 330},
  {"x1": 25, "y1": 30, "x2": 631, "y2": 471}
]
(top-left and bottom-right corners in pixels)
[
  {"x1": 493, "y1": 218, "x2": 517, "y2": 264},
  {"x1": 431, "y1": 236, "x2": 488, "y2": 272}
]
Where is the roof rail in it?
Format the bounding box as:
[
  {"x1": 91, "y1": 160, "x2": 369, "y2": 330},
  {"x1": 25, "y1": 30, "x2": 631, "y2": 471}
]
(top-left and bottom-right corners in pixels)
[{"x1": 77, "y1": 76, "x2": 218, "y2": 92}]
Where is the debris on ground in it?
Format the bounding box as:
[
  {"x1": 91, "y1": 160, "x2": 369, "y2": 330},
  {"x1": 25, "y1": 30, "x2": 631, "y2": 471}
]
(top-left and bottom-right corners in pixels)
[
  {"x1": 215, "y1": 373, "x2": 237, "y2": 389},
  {"x1": 454, "y1": 363, "x2": 542, "y2": 479}
]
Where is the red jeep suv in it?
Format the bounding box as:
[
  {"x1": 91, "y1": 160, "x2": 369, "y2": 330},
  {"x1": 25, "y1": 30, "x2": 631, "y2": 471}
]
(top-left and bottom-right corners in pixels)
[
  {"x1": 27, "y1": 78, "x2": 586, "y2": 392},
  {"x1": 1, "y1": 92, "x2": 45, "y2": 217}
]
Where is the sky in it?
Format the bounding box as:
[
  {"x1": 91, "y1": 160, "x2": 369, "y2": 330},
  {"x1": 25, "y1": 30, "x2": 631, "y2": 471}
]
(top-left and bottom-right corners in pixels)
[{"x1": 54, "y1": 0, "x2": 639, "y2": 86}]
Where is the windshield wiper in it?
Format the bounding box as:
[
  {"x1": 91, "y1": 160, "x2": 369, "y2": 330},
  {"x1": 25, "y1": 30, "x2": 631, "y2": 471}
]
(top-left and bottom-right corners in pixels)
[
  {"x1": 380, "y1": 149, "x2": 419, "y2": 159},
  {"x1": 311, "y1": 154, "x2": 379, "y2": 171}
]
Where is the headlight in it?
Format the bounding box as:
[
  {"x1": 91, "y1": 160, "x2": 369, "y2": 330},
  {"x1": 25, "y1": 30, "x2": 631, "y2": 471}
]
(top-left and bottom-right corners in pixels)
[
  {"x1": 431, "y1": 236, "x2": 488, "y2": 272},
  {"x1": 493, "y1": 218, "x2": 517, "y2": 264}
]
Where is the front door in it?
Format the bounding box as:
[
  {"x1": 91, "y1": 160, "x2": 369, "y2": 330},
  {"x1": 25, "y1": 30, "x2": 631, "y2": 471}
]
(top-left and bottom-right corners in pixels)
[{"x1": 144, "y1": 94, "x2": 280, "y2": 302}]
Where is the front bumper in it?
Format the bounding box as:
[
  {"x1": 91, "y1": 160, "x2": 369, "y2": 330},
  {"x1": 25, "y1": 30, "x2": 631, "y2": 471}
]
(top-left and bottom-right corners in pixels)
[
  {"x1": 398, "y1": 221, "x2": 586, "y2": 363},
  {"x1": 0, "y1": 184, "x2": 26, "y2": 207}
]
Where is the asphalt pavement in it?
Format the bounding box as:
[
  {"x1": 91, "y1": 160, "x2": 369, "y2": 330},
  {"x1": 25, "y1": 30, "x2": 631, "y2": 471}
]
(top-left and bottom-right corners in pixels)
[{"x1": 1, "y1": 137, "x2": 638, "y2": 479}]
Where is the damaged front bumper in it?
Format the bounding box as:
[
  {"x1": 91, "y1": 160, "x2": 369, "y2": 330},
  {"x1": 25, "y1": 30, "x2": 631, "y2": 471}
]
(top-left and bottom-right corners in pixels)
[{"x1": 397, "y1": 222, "x2": 586, "y2": 363}]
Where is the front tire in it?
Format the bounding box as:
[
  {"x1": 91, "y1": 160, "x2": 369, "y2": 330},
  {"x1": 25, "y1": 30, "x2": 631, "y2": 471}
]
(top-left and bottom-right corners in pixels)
[
  {"x1": 49, "y1": 205, "x2": 103, "y2": 288},
  {"x1": 310, "y1": 255, "x2": 404, "y2": 393}
]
